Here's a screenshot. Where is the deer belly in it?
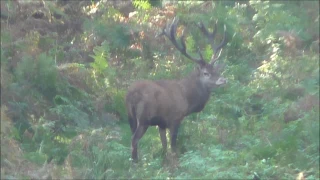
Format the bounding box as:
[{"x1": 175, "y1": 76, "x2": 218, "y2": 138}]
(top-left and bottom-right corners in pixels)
[{"x1": 149, "y1": 116, "x2": 167, "y2": 128}]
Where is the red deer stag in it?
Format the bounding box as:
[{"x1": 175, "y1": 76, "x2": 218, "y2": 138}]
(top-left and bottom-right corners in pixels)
[{"x1": 126, "y1": 17, "x2": 227, "y2": 162}]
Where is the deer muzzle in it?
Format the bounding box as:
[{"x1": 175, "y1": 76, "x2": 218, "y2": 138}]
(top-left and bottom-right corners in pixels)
[{"x1": 215, "y1": 77, "x2": 227, "y2": 85}]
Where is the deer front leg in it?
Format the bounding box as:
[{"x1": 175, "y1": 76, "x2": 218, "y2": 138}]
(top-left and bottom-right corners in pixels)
[{"x1": 159, "y1": 127, "x2": 167, "y2": 155}]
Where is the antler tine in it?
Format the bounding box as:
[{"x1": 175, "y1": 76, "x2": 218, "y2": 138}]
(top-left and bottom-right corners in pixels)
[
  {"x1": 160, "y1": 17, "x2": 204, "y2": 64},
  {"x1": 156, "y1": 17, "x2": 174, "y2": 38},
  {"x1": 197, "y1": 21, "x2": 227, "y2": 65},
  {"x1": 180, "y1": 31, "x2": 205, "y2": 63},
  {"x1": 169, "y1": 17, "x2": 180, "y2": 48},
  {"x1": 210, "y1": 24, "x2": 227, "y2": 65},
  {"x1": 198, "y1": 20, "x2": 217, "y2": 39}
]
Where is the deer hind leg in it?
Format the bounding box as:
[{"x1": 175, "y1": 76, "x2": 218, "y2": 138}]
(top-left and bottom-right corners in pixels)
[
  {"x1": 127, "y1": 103, "x2": 137, "y2": 134},
  {"x1": 159, "y1": 127, "x2": 167, "y2": 155},
  {"x1": 131, "y1": 125, "x2": 148, "y2": 163},
  {"x1": 128, "y1": 116, "x2": 137, "y2": 134},
  {"x1": 170, "y1": 125, "x2": 180, "y2": 153}
]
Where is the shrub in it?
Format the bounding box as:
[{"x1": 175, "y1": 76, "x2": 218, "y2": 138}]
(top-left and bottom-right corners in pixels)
[{"x1": 15, "y1": 53, "x2": 58, "y2": 99}]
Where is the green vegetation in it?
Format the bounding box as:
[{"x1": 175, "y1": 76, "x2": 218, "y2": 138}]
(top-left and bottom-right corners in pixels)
[{"x1": 1, "y1": 0, "x2": 319, "y2": 179}]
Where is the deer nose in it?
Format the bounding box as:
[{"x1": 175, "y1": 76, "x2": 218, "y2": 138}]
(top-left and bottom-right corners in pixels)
[
  {"x1": 223, "y1": 78, "x2": 228, "y2": 84},
  {"x1": 216, "y1": 77, "x2": 227, "y2": 85}
]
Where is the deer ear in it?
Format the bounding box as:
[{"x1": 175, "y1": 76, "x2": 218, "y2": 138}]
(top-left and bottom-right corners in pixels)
[
  {"x1": 196, "y1": 60, "x2": 208, "y2": 70},
  {"x1": 195, "y1": 64, "x2": 203, "y2": 73},
  {"x1": 214, "y1": 63, "x2": 225, "y2": 72}
]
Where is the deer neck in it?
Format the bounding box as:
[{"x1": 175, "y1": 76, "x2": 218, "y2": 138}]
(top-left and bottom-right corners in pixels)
[{"x1": 179, "y1": 71, "x2": 211, "y2": 115}]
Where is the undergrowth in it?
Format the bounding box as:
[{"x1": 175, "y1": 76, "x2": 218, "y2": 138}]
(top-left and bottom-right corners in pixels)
[{"x1": 1, "y1": 0, "x2": 319, "y2": 179}]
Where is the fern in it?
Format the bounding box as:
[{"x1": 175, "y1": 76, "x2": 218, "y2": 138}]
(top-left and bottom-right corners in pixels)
[
  {"x1": 133, "y1": 0, "x2": 151, "y2": 10},
  {"x1": 89, "y1": 41, "x2": 110, "y2": 75}
]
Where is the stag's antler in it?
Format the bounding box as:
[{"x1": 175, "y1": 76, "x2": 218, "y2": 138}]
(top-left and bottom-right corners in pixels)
[
  {"x1": 197, "y1": 20, "x2": 227, "y2": 65},
  {"x1": 158, "y1": 18, "x2": 227, "y2": 66},
  {"x1": 158, "y1": 17, "x2": 206, "y2": 65}
]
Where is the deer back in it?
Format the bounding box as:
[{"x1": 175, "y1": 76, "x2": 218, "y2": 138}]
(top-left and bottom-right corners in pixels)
[{"x1": 126, "y1": 79, "x2": 189, "y2": 127}]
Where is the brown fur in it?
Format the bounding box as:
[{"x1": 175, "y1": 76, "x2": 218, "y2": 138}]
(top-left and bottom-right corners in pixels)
[
  {"x1": 126, "y1": 67, "x2": 224, "y2": 162},
  {"x1": 126, "y1": 18, "x2": 227, "y2": 162}
]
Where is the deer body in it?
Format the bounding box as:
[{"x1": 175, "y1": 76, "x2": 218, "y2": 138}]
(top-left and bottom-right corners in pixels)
[
  {"x1": 126, "y1": 17, "x2": 228, "y2": 162},
  {"x1": 127, "y1": 71, "x2": 212, "y2": 128}
]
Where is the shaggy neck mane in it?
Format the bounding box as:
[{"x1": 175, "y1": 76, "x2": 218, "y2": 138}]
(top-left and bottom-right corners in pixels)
[{"x1": 179, "y1": 70, "x2": 211, "y2": 115}]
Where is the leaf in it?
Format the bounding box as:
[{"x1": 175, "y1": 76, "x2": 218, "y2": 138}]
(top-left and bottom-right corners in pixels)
[
  {"x1": 24, "y1": 152, "x2": 47, "y2": 165},
  {"x1": 90, "y1": 41, "x2": 110, "y2": 75},
  {"x1": 301, "y1": 78, "x2": 319, "y2": 95},
  {"x1": 133, "y1": 0, "x2": 151, "y2": 10}
]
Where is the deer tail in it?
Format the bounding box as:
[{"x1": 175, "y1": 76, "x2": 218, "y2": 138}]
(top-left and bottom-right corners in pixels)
[
  {"x1": 126, "y1": 91, "x2": 142, "y2": 134},
  {"x1": 128, "y1": 105, "x2": 137, "y2": 134}
]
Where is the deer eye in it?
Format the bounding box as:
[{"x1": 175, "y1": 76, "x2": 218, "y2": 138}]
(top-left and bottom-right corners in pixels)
[{"x1": 203, "y1": 72, "x2": 210, "y2": 77}]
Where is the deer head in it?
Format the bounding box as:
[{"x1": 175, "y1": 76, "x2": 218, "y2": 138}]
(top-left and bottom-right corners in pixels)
[{"x1": 158, "y1": 17, "x2": 228, "y2": 90}]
